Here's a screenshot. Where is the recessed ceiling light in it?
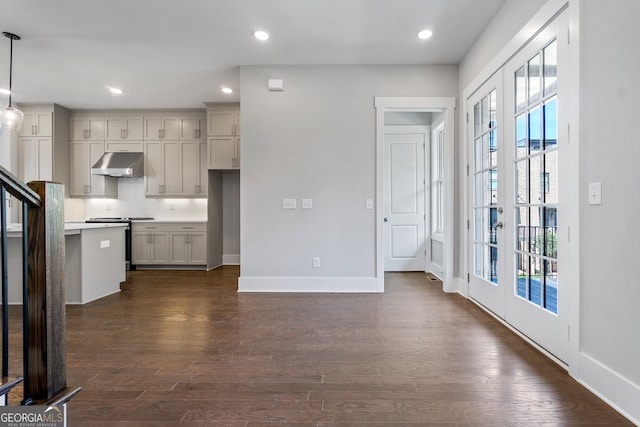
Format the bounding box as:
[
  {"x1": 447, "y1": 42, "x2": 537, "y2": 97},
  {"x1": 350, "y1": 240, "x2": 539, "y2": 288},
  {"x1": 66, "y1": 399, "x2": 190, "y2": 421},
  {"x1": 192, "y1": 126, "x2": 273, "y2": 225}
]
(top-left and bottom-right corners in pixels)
[
  {"x1": 0, "y1": 88, "x2": 10, "y2": 95},
  {"x1": 418, "y1": 30, "x2": 433, "y2": 40},
  {"x1": 254, "y1": 30, "x2": 270, "y2": 41},
  {"x1": 108, "y1": 87, "x2": 123, "y2": 95},
  {"x1": 221, "y1": 87, "x2": 233, "y2": 94}
]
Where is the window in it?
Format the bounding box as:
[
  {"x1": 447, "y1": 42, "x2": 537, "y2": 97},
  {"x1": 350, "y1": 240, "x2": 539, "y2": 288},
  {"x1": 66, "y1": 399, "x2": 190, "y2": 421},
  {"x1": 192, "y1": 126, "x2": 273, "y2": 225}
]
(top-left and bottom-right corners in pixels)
[{"x1": 513, "y1": 39, "x2": 558, "y2": 314}]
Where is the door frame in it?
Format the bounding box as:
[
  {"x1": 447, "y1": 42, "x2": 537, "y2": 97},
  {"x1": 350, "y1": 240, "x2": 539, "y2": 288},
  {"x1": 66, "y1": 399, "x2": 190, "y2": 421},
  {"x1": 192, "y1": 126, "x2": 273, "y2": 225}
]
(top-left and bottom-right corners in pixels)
[{"x1": 374, "y1": 97, "x2": 456, "y2": 292}]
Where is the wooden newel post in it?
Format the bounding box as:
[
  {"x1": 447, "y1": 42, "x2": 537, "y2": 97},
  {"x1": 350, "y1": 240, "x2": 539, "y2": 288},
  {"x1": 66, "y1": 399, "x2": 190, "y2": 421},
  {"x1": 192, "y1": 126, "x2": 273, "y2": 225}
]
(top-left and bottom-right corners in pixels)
[{"x1": 25, "y1": 181, "x2": 66, "y2": 403}]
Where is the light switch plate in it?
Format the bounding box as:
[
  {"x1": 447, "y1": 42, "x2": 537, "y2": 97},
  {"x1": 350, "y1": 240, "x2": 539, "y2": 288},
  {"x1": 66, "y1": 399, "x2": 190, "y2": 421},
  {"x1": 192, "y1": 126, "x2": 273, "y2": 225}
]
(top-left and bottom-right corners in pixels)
[
  {"x1": 588, "y1": 182, "x2": 602, "y2": 205},
  {"x1": 100, "y1": 240, "x2": 110, "y2": 248},
  {"x1": 301, "y1": 199, "x2": 313, "y2": 209},
  {"x1": 282, "y1": 199, "x2": 297, "y2": 209},
  {"x1": 365, "y1": 199, "x2": 374, "y2": 210}
]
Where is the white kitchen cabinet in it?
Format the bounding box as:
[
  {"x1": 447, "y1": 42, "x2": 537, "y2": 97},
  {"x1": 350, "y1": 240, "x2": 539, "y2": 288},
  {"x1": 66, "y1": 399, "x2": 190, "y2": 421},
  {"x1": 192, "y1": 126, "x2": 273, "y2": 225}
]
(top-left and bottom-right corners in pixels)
[
  {"x1": 133, "y1": 222, "x2": 206, "y2": 267},
  {"x1": 144, "y1": 140, "x2": 180, "y2": 196},
  {"x1": 169, "y1": 225, "x2": 207, "y2": 264},
  {"x1": 144, "y1": 116, "x2": 180, "y2": 140},
  {"x1": 208, "y1": 136, "x2": 239, "y2": 170},
  {"x1": 105, "y1": 141, "x2": 144, "y2": 152},
  {"x1": 19, "y1": 137, "x2": 53, "y2": 183},
  {"x1": 207, "y1": 110, "x2": 240, "y2": 136},
  {"x1": 21, "y1": 110, "x2": 52, "y2": 136},
  {"x1": 132, "y1": 224, "x2": 170, "y2": 264},
  {"x1": 105, "y1": 116, "x2": 144, "y2": 141},
  {"x1": 179, "y1": 141, "x2": 208, "y2": 196},
  {"x1": 179, "y1": 115, "x2": 207, "y2": 141},
  {"x1": 70, "y1": 116, "x2": 105, "y2": 141},
  {"x1": 16, "y1": 104, "x2": 70, "y2": 196},
  {"x1": 70, "y1": 140, "x2": 117, "y2": 197}
]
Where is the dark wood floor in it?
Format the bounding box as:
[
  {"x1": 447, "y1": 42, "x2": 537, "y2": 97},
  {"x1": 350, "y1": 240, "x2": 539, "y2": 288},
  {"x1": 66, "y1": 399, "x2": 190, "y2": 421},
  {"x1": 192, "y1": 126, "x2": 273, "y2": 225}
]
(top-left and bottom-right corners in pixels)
[{"x1": 6, "y1": 266, "x2": 633, "y2": 425}]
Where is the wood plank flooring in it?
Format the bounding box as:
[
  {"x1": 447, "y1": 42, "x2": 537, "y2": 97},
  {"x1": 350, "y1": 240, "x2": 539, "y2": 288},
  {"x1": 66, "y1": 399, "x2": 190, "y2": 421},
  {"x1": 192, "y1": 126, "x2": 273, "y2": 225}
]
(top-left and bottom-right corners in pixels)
[{"x1": 5, "y1": 266, "x2": 633, "y2": 425}]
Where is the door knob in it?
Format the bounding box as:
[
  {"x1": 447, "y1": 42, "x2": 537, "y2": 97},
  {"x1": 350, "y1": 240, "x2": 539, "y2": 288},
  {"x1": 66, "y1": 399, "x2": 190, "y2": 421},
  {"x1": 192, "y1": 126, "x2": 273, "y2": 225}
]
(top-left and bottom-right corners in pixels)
[
  {"x1": 493, "y1": 221, "x2": 503, "y2": 229},
  {"x1": 384, "y1": 217, "x2": 389, "y2": 222}
]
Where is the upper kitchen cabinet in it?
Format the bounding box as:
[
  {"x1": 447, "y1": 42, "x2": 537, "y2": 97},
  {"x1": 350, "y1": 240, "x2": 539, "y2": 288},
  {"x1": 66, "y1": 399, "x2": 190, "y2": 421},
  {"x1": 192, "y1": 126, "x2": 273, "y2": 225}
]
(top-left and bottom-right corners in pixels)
[
  {"x1": 105, "y1": 116, "x2": 144, "y2": 141},
  {"x1": 70, "y1": 115, "x2": 105, "y2": 141},
  {"x1": 206, "y1": 103, "x2": 240, "y2": 170},
  {"x1": 207, "y1": 109, "x2": 240, "y2": 136},
  {"x1": 17, "y1": 104, "x2": 70, "y2": 195},
  {"x1": 70, "y1": 140, "x2": 117, "y2": 198},
  {"x1": 144, "y1": 140, "x2": 180, "y2": 196},
  {"x1": 21, "y1": 109, "x2": 53, "y2": 136},
  {"x1": 179, "y1": 115, "x2": 207, "y2": 141},
  {"x1": 144, "y1": 116, "x2": 180, "y2": 140}
]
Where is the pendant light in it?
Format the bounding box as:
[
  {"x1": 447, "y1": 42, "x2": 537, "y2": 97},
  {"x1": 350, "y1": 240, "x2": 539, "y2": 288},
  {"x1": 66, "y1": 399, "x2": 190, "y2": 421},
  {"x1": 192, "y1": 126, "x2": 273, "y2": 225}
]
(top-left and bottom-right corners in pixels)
[{"x1": 0, "y1": 32, "x2": 24, "y2": 131}]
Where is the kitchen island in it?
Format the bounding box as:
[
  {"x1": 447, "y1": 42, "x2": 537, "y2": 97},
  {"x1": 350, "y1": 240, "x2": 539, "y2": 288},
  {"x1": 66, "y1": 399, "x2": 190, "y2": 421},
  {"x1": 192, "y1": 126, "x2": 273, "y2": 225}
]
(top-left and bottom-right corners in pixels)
[{"x1": 5, "y1": 222, "x2": 127, "y2": 304}]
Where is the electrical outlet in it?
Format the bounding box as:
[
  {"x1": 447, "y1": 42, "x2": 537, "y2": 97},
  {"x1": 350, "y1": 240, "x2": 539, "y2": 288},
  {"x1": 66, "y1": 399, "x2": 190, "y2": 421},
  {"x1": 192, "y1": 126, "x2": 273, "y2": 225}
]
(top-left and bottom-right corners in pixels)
[
  {"x1": 312, "y1": 257, "x2": 320, "y2": 268},
  {"x1": 365, "y1": 199, "x2": 374, "y2": 210},
  {"x1": 106, "y1": 203, "x2": 111, "y2": 211},
  {"x1": 302, "y1": 199, "x2": 313, "y2": 209}
]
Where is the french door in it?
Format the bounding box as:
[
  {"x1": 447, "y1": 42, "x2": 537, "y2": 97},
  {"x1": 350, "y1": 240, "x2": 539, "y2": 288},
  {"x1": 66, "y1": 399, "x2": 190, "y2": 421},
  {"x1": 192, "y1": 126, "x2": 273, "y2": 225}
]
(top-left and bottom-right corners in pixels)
[
  {"x1": 469, "y1": 12, "x2": 569, "y2": 362},
  {"x1": 468, "y1": 72, "x2": 505, "y2": 317}
]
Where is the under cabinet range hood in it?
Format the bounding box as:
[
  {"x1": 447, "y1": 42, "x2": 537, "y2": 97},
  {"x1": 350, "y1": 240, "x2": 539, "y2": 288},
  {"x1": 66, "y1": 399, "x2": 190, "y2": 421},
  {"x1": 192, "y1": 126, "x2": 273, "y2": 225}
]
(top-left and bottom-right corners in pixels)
[{"x1": 91, "y1": 152, "x2": 144, "y2": 177}]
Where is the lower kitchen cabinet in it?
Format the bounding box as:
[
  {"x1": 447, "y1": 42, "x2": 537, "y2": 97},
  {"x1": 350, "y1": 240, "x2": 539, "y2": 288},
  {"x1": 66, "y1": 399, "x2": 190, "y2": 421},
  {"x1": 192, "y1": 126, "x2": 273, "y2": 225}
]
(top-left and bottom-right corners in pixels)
[
  {"x1": 132, "y1": 225, "x2": 170, "y2": 264},
  {"x1": 132, "y1": 222, "x2": 206, "y2": 267}
]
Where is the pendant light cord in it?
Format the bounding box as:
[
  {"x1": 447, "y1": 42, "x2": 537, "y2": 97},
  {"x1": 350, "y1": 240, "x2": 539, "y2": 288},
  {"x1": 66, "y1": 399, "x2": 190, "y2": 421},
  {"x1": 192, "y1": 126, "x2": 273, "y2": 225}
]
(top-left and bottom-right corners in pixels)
[{"x1": 8, "y1": 35, "x2": 12, "y2": 107}]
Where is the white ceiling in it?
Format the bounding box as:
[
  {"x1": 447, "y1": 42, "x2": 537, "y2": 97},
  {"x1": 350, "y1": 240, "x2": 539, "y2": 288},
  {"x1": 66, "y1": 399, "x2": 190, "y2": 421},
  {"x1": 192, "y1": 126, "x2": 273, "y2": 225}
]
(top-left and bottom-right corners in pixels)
[{"x1": 0, "y1": 0, "x2": 505, "y2": 109}]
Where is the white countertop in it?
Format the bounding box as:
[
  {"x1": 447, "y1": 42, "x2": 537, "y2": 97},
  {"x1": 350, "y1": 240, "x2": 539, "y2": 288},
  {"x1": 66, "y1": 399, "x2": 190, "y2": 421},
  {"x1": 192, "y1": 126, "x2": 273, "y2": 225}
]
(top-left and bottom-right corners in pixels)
[{"x1": 5, "y1": 222, "x2": 128, "y2": 234}]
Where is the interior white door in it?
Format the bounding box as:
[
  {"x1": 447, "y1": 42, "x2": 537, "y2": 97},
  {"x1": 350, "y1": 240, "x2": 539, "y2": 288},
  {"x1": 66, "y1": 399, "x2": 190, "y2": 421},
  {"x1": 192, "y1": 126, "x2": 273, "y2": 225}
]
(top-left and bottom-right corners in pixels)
[
  {"x1": 384, "y1": 131, "x2": 426, "y2": 271},
  {"x1": 468, "y1": 73, "x2": 506, "y2": 317},
  {"x1": 503, "y1": 12, "x2": 569, "y2": 363}
]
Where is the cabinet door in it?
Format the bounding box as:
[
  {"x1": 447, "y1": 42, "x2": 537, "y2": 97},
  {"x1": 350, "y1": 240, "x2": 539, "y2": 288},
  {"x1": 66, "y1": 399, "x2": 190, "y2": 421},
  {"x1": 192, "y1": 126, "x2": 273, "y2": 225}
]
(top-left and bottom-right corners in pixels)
[
  {"x1": 208, "y1": 112, "x2": 235, "y2": 136},
  {"x1": 86, "y1": 117, "x2": 105, "y2": 140},
  {"x1": 179, "y1": 117, "x2": 198, "y2": 141},
  {"x1": 132, "y1": 232, "x2": 151, "y2": 263},
  {"x1": 70, "y1": 118, "x2": 88, "y2": 140},
  {"x1": 87, "y1": 141, "x2": 107, "y2": 195},
  {"x1": 169, "y1": 233, "x2": 189, "y2": 264},
  {"x1": 180, "y1": 141, "x2": 197, "y2": 195},
  {"x1": 124, "y1": 117, "x2": 144, "y2": 140},
  {"x1": 21, "y1": 111, "x2": 52, "y2": 136},
  {"x1": 69, "y1": 141, "x2": 88, "y2": 196},
  {"x1": 20, "y1": 137, "x2": 38, "y2": 183},
  {"x1": 197, "y1": 141, "x2": 208, "y2": 195},
  {"x1": 234, "y1": 138, "x2": 240, "y2": 169},
  {"x1": 105, "y1": 117, "x2": 125, "y2": 140},
  {"x1": 208, "y1": 137, "x2": 235, "y2": 169},
  {"x1": 151, "y1": 232, "x2": 170, "y2": 263},
  {"x1": 197, "y1": 116, "x2": 207, "y2": 140},
  {"x1": 144, "y1": 141, "x2": 163, "y2": 195},
  {"x1": 144, "y1": 117, "x2": 163, "y2": 140},
  {"x1": 234, "y1": 111, "x2": 240, "y2": 136},
  {"x1": 189, "y1": 232, "x2": 207, "y2": 264},
  {"x1": 162, "y1": 141, "x2": 180, "y2": 195},
  {"x1": 162, "y1": 117, "x2": 180, "y2": 140}
]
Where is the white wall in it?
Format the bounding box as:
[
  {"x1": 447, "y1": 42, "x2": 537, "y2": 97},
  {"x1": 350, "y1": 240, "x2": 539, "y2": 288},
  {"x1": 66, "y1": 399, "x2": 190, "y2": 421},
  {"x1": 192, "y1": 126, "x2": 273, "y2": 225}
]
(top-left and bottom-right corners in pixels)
[
  {"x1": 578, "y1": 1, "x2": 640, "y2": 421},
  {"x1": 239, "y1": 65, "x2": 457, "y2": 290}
]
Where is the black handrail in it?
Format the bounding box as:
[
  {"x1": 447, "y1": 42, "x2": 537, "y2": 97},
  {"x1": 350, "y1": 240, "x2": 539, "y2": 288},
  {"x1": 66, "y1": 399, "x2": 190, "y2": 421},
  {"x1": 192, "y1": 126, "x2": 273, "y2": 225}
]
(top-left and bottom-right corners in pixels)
[{"x1": 0, "y1": 164, "x2": 41, "y2": 390}]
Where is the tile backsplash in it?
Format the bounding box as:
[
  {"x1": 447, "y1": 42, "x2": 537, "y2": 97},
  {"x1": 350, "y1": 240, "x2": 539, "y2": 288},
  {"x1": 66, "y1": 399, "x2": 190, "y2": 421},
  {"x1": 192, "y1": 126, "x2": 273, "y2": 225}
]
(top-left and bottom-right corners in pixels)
[{"x1": 66, "y1": 178, "x2": 207, "y2": 221}]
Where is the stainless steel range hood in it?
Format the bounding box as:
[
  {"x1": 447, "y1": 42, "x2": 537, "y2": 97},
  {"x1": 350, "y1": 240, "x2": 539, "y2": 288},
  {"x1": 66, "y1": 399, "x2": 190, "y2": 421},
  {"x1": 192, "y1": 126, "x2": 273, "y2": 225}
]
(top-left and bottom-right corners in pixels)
[{"x1": 91, "y1": 152, "x2": 144, "y2": 177}]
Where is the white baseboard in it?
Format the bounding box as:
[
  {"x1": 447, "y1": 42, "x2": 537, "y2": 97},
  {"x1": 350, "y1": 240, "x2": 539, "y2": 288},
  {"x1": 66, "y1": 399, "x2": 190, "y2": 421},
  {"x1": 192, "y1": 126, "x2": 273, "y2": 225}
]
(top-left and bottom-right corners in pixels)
[
  {"x1": 577, "y1": 353, "x2": 640, "y2": 425},
  {"x1": 222, "y1": 254, "x2": 240, "y2": 265},
  {"x1": 238, "y1": 276, "x2": 380, "y2": 293},
  {"x1": 454, "y1": 277, "x2": 469, "y2": 298}
]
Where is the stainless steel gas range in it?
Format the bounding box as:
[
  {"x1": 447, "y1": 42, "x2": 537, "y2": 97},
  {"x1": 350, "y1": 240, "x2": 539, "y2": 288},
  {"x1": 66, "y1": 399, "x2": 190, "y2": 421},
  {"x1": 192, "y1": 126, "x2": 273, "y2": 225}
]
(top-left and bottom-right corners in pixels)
[{"x1": 85, "y1": 217, "x2": 154, "y2": 270}]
